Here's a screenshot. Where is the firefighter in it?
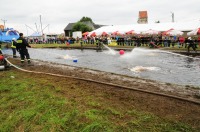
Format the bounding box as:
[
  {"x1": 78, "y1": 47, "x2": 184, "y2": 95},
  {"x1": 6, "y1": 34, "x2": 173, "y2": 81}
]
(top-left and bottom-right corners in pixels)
[
  {"x1": 11, "y1": 38, "x2": 17, "y2": 58},
  {"x1": 187, "y1": 37, "x2": 196, "y2": 53},
  {"x1": 16, "y1": 33, "x2": 32, "y2": 65}
]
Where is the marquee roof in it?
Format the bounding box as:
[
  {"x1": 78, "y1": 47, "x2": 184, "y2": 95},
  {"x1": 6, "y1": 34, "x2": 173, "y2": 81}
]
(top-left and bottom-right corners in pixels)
[{"x1": 89, "y1": 20, "x2": 200, "y2": 35}]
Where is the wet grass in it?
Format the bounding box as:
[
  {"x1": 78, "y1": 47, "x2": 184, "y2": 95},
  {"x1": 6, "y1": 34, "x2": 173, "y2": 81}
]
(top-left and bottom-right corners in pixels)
[{"x1": 0, "y1": 70, "x2": 198, "y2": 132}]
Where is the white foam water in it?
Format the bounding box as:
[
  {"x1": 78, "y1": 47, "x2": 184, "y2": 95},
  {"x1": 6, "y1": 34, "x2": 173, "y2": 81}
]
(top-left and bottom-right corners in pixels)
[
  {"x1": 31, "y1": 48, "x2": 76, "y2": 60},
  {"x1": 129, "y1": 66, "x2": 161, "y2": 73},
  {"x1": 121, "y1": 47, "x2": 200, "y2": 61},
  {"x1": 63, "y1": 55, "x2": 76, "y2": 60}
]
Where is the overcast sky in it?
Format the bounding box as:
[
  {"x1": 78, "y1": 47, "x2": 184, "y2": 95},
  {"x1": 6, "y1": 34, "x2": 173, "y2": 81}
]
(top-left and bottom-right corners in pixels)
[{"x1": 1, "y1": 0, "x2": 200, "y2": 35}]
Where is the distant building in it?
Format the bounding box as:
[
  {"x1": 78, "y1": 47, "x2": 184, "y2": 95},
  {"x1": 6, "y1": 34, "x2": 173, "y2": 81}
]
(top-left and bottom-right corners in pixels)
[
  {"x1": 138, "y1": 11, "x2": 148, "y2": 24},
  {"x1": 64, "y1": 21, "x2": 105, "y2": 37}
]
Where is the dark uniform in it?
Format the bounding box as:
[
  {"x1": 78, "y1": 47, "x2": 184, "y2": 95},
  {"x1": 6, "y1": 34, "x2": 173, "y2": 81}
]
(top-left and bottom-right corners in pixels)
[
  {"x1": 0, "y1": 42, "x2": 3, "y2": 55},
  {"x1": 187, "y1": 38, "x2": 196, "y2": 53},
  {"x1": 16, "y1": 33, "x2": 31, "y2": 64},
  {"x1": 0, "y1": 41, "x2": 2, "y2": 55}
]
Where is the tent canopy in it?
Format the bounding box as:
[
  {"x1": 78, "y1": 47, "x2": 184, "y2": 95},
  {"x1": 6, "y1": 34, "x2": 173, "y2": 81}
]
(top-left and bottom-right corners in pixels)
[
  {"x1": 82, "y1": 32, "x2": 89, "y2": 36},
  {"x1": 89, "y1": 20, "x2": 200, "y2": 36},
  {"x1": 162, "y1": 29, "x2": 184, "y2": 36},
  {"x1": 187, "y1": 28, "x2": 200, "y2": 36},
  {"x1": 141, "y1": 29, "x2": 160, "y2": 35}
]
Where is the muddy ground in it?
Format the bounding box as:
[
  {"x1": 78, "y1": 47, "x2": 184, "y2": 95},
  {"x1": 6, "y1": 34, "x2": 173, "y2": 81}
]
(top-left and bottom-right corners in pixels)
[{"x1": 6, "y1": 57, "x2": 200, "y2": 129}]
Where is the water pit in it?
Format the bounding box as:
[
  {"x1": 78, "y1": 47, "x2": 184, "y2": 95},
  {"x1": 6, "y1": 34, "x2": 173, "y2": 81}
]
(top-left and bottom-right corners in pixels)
[{"x1": 3, "y1": 47, "x2": 200, "y2": 86}]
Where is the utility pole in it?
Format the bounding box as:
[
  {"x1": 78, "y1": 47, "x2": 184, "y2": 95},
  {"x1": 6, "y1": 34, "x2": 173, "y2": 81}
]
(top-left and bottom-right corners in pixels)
[
  {"x1": 1, "y1": 19, "x2": 7, "y2": 30},
  {"x1": 171, "y1": 12, "x2": 174, "y2": 22},
  {"x1": 40, "y1": 15, "x2": 43, "y2": 35},
  {"x1": 35, "y1": 23, "x2": 39, "y2": 33}
]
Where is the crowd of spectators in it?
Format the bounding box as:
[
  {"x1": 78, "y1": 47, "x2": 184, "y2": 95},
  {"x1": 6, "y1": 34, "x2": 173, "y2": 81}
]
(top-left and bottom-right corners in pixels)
[
  {"x1": 80, "y1": 35, "x2": 200, "y2": 49},
  {"x1": 26, "y1": 34, "x2": 200, "y2": 51}
]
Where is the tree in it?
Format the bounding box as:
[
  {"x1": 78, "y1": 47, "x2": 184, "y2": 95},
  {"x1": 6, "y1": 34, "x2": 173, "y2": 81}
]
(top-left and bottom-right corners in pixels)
[
  {"x1": 72, "y1": 22, "x2": 92, "y2": 33},
  {"x1": 79, "y1": 16, "x2": 93, "y2": 23}
]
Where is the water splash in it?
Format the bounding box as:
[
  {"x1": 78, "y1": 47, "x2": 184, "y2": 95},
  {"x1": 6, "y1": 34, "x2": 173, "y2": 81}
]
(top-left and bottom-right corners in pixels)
[
  {"x1": 63, "y1": 55, "x2": 77, "y2": 60},
  {"x1": 31, "y1": 48, "x2": 76, "y2": 60},
  {"x1": 125, "y1": 47, "x2": 200, "y2": 60},
  {"x1": 121, "y1": 48, "x2": 155, "y2": 59},
  {"x1": 129, "y1": 66, "x2": 161, "y2": 73},
  {"x1": 103, "y1": 44, "x2": 117, "y2": 55},
  {"x1": 157, "y1": 50, "x2": 200, "y2": 60}
]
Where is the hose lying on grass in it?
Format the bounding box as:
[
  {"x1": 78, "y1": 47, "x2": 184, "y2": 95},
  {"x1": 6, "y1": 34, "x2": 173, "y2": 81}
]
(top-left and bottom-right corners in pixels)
[{"x1": 5, "y1": 58, "x2": 200, "y2": 105}]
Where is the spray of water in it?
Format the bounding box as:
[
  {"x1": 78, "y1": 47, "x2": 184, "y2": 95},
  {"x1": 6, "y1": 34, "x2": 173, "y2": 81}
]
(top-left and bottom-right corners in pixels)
[
  {"x1": 156, "y1": 50, "x2": 200, "y2": 60},
  {"x1": 129, "y1": 47, "x2": 200, "y2": 60},
  {"x1": 129, "y1": 66, "x2": 161, "y2": 73},
  {"x1": 120, "y1": 48, "x2": 153, "y2": 59},
  {"x1": 103, "y1": 44, "x2": 117, "y2": 55},
  {"x1": 123, "y1": 48, "x2": 200, "y2": 73},
  {"x1": 31, "y1": 48, "x2": 76, "y2": 60}
]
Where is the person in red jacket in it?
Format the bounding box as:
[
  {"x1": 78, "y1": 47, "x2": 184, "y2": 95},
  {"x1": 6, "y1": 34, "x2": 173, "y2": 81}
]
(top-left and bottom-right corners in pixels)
[{"x1": 179, "y1": 36, "x2": 185, "y2": 48}]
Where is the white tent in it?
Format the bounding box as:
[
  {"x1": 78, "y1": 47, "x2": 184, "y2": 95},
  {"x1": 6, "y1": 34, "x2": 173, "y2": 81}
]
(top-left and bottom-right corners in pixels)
[
  {"x1": 28, "y1": 32, "x2": 43, "y2": 42},
  {"x1": 166, "y1": 30, "x2": 184, "y2": 36},
  {"x1": 89, "y1": 20, "x2": 200, "y2": 36},
  {"x1": 162, "y1": 29, "x2": 184, "y2": 36},
  {"x1": 141, "y1": 29, "x2": 160, "y2": 35},
  {"x1": 187, "y1": 28, "x2": 200, "y2": 36}
]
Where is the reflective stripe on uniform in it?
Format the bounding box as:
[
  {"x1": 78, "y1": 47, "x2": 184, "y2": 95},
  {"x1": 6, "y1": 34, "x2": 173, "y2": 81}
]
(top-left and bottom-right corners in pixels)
[
  {"x1": 17, "y1": 40, "x2": 23, "y2": 43},
  {"x1": 11, "y1": 41, "x2": 16, "y2": 48}
]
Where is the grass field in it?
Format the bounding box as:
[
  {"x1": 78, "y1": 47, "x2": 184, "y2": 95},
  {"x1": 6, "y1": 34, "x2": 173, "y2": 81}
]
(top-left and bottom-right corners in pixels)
[{"x1": 0, "y1": 70, "x2": 197, "y2": 132}]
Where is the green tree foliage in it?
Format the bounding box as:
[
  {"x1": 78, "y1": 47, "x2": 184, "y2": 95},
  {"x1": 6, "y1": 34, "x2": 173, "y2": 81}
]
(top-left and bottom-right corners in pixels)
[
  {"x1": 72, "y1": 22, "x2": 92, "y2": 32},
  {"x1": 79, "y1": 16, "x2": 93, "y2": 23}
]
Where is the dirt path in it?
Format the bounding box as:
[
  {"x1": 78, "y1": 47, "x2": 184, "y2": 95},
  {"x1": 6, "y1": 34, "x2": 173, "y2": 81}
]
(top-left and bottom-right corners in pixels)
[{"x1": 6, "y1": 58, "x2": 200, "y2": 129}]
